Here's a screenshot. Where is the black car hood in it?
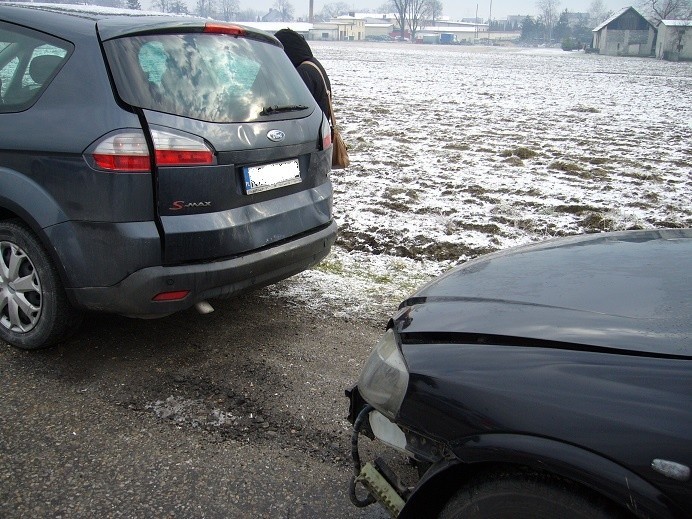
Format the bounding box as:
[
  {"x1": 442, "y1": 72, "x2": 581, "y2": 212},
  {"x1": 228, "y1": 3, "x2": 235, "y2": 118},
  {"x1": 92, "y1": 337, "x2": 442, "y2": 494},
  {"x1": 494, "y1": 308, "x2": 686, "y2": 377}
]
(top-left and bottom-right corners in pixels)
[{"x1": 396, "y1": 229, "x2": 691, "y2": 356}]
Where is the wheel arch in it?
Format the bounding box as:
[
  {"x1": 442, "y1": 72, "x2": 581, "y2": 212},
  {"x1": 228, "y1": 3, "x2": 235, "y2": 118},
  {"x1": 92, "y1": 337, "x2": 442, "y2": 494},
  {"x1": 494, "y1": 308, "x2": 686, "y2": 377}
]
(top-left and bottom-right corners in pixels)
[
  {"x1": 399, "y1": 434, "x2": 680, "y2": 519},
  {"x1": 0, "y1": 168, "x2": 71, "y2": 288}
]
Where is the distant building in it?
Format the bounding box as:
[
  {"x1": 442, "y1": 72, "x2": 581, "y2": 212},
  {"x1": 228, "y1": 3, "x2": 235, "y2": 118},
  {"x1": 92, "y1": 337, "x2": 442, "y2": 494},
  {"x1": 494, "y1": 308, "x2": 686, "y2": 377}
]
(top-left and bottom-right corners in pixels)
[
  {"x1": 308, "y1": 24, "x2": 339, "y2": 41},
  {"x1": 417, "y1": 24, "x2": 488, "y2": 43},
  {"x1": 242, "y1": 21, "x2": 312, "y2": 38},
  {"x1": 261, "y1": 8, "x2": 283, "y2": 23},
  {"x1": 363, "y1": 23, "x2": 394, "y2": 40},
  {"x1": 656, "y1": 19, "x2": 692, "y2": 61},
  {"x1": 330, "y1": 16, "x2": 365, "y2": 40},
  {"x1": 434, "y1": 20, "x2": 484, "y2": 29},
  {"x1": 592, "y1": 7, "x2": 656, "y2": 57},
  {"x1": 344, "y1": 12, "x2": 396, "y2": 25}
]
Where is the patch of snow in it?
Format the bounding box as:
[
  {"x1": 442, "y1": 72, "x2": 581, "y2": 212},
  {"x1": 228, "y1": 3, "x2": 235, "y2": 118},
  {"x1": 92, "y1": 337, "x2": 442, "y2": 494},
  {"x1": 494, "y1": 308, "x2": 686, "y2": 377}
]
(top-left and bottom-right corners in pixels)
[{"x1": 267, "y1": 43, "x2": 692, "y2": 321}]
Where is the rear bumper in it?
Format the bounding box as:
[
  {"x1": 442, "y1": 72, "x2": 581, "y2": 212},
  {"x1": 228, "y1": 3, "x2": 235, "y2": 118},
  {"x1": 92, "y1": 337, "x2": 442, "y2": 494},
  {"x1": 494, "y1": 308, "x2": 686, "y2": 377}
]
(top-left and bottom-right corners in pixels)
[{"x1": 67, "y1": 221, "x2": 336, "y2": 316}]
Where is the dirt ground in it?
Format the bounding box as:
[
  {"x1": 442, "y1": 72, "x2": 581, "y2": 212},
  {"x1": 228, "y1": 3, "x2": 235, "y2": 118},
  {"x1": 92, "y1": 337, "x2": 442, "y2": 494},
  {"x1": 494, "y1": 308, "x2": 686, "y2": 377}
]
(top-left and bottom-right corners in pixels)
[{"x1": 0, "y1": 289, "x2": 393, "y2": 518}]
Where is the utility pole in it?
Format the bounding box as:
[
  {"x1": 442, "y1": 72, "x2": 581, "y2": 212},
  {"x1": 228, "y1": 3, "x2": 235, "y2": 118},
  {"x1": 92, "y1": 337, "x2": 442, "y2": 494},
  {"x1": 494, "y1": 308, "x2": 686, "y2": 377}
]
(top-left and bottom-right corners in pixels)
[
  {"x1": 488, "y1": 0, "x2": 492, "y2": 43},
  {"x1": 309, "y1": 0, "x2": 314, "y2": 23}
]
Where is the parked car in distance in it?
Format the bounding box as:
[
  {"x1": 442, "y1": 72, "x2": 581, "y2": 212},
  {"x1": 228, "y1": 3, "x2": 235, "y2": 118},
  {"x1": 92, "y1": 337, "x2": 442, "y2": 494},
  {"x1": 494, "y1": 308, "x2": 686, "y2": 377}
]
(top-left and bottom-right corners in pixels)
[
  {"x1": 347, "y1": 229, "x2": 691, "y2": 519},
  {"x1": 0, "y1": 4, "x2": 336, "y2": 349}
]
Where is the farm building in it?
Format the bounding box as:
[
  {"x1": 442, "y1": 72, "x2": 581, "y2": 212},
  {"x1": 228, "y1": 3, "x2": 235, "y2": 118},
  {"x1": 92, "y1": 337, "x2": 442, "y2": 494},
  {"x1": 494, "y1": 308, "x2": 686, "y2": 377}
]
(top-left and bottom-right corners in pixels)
[
  {"x1": 329, "y1": 16, "x2": 366, "y2": 40},
  {"x1": 592, "y1": 7, "x2": 656, "y2": 57},
  {"x1": 656, "y1": 20, "x2": 692, "y2": 61},
  {"x1": 242, "y1": 20, "x2": 365, "y2": 42},
  {"x1": 416, "y1": 24, "x2": 488, "y2": 43}
]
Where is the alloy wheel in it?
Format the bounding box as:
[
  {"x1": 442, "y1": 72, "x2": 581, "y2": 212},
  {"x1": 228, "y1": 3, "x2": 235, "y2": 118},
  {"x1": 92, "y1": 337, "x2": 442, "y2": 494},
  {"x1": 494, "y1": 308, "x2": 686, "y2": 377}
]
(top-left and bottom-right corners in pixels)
[{"x1": 0, "y1": 240, "x2": 42, "y2": 333}]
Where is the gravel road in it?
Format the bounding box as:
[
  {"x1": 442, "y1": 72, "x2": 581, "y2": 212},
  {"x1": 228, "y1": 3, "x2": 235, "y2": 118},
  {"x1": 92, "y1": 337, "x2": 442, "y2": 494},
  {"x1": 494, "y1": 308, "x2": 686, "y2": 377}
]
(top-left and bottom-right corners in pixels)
[{"x1": 0, "y1": 290, "x2": 393, "y2": 518}]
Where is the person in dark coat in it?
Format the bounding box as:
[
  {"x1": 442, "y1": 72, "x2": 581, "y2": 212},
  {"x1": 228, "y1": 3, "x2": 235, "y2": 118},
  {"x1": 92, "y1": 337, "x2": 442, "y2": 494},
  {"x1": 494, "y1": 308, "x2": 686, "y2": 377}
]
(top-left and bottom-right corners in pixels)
[{"x1": 274, "y1": 28, "x2": 332, "y2": 120}]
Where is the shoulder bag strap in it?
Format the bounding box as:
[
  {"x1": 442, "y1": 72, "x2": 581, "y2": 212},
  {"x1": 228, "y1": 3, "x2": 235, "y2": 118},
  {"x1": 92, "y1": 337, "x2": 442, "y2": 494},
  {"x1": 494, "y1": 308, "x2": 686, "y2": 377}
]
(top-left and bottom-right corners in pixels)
[{"x1": 301, "y1": 60, "x2": 335, "y2": 126}]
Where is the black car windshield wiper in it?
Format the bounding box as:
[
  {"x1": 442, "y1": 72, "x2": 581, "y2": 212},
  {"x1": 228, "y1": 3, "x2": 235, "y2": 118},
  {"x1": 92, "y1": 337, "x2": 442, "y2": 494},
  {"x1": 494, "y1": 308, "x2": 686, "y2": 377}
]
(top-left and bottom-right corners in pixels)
[{"x1": 260, "y1": 104, "x2": 309, "y2": 116}]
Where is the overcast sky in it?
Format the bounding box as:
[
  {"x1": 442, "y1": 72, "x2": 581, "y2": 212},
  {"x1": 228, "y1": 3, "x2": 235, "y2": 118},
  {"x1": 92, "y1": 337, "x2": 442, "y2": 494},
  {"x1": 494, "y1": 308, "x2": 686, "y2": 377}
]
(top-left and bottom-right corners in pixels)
[{"x1": 238, "y1": 1, "x2": 632, "y2": 20}]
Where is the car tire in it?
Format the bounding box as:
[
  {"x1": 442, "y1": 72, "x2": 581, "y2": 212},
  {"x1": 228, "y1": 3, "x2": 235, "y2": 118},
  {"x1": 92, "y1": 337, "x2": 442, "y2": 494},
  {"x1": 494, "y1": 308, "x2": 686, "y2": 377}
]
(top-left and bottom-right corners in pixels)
[
  {"x1": 438, "y1": 469, "x2": 623, "y2": 519},
  {"x1": 0, "y1": 219, "x2": 82, "y2": 349}
]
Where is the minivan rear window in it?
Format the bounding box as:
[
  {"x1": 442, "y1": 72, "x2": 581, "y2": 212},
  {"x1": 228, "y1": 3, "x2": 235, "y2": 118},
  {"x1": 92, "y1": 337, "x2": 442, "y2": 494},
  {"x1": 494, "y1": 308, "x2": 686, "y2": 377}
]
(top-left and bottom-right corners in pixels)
[{"x1": 103, "y1": 33, "x2": 316, "y2": 123}]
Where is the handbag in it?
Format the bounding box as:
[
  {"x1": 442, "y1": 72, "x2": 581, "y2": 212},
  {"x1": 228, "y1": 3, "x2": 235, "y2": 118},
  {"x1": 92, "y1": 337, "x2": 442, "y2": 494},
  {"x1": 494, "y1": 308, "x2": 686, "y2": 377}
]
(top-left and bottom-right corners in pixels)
[
  {"x1": 302, "y1": 61, "x2": 350, "y2": 169},
  {"x1": 331, "y1": 125, "x2": 350, "y2": 169}
]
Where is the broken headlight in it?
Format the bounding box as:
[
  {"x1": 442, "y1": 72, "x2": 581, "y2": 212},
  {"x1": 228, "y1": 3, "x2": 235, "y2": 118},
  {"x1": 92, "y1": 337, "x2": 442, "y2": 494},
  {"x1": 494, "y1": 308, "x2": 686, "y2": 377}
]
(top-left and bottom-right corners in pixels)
[{"x1": 357, "y1": 328, "x2": 409, "y2": 420}]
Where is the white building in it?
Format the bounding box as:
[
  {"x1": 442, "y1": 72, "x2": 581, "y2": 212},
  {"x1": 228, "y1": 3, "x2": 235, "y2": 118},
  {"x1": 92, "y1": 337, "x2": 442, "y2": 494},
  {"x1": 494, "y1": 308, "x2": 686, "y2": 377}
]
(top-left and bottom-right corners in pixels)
[
  {"x1": 592, "y1": 7, "x2": 656, "y2": 57},
  {"x1": 656, "y1": 19, "x2": 692, "y2": 61},
  {"x1": 417, "y1": 24, "x2": 488, "y2": 43}
]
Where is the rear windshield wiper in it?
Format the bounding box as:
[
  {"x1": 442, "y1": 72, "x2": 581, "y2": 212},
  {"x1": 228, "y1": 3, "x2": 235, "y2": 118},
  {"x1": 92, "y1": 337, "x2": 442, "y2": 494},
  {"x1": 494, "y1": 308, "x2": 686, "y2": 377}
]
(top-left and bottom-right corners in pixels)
[{"x1": 260, "y1": 104, "x2": 309, "y2": 116}]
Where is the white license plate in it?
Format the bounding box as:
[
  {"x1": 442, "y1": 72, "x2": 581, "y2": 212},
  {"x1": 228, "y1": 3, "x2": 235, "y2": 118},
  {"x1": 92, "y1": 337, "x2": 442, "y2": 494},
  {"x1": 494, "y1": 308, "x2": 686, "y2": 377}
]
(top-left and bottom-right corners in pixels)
[{"x1": 243, "y1": 160, "x2": 301, "y2": 194}]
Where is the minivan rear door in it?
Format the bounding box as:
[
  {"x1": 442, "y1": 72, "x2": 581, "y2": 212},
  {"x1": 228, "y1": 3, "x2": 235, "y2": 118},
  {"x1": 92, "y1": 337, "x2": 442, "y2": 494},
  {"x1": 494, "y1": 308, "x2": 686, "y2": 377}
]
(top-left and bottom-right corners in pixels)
[{"x1": 101, "y1": 21, "x2": 330, "y2": 264}]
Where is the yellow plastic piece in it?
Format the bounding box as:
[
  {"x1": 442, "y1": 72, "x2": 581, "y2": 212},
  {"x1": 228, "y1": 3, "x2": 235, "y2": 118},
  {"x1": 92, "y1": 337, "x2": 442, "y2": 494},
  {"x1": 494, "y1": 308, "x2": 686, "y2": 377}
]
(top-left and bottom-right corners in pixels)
[{"x1": 356, "y1": 462, "x2": 406, "y2": 517}]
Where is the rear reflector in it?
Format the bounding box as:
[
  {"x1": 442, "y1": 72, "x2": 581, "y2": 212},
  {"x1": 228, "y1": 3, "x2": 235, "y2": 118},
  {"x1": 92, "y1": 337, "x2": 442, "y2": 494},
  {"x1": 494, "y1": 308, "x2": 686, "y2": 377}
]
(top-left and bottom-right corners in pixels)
[
  {"x1": 204, "y1": 23, "x2": 246, "y2": 36},
  {"x1": 152, "y1": 290, "x2": 190, "y2": 302}
]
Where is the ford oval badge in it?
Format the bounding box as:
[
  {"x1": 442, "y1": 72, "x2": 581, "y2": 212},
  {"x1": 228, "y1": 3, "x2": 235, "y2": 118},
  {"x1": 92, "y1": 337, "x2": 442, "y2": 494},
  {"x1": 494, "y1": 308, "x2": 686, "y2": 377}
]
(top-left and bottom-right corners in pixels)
[{"x1": 267, "y1": 130, "x2": 285, "y2": 142}]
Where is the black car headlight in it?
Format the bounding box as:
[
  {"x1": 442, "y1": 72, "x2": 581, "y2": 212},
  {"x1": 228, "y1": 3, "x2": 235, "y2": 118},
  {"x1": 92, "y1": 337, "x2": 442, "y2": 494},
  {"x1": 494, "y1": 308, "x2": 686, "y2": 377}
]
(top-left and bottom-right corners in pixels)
[{"x1": 358, "y1": 329, "x2": 409, "y2": 420}]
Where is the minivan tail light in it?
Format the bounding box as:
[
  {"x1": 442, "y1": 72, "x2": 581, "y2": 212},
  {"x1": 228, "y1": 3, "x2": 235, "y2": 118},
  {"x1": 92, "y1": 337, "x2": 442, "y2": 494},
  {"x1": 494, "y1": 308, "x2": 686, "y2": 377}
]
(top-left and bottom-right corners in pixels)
[
  {"x1": 151, "y1": 129, "x2": 215, "y2": 166},
  {"x1": 321, "y1": 113, "x2": 332, "y2": 150},
  {"x1": 92, "y1": 132, "x2": 150, "y2": 172},
  {"x1": 90, "y1": 129, "x2": 214, "y2": 173}
]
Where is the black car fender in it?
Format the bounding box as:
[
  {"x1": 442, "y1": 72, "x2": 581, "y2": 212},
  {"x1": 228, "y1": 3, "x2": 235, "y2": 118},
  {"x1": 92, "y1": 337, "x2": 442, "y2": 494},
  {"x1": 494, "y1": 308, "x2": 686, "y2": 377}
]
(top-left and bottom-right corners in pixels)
[
  {"x1": 0, "y1": 166, "x2": 72, "y2": 281},
  {"x1": 399, "y1": 433, "x2": 682, "y2": 519},
  {"x1": 0, "y1": 166, "x2": 69, "y2": 230}
]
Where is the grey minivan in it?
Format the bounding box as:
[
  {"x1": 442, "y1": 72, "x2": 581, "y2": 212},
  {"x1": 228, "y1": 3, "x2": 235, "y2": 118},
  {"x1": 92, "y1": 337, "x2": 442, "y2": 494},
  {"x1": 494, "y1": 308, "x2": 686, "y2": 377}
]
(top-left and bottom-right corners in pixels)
[{"x1": 0, "y1": 4, "x2": 336, "y2": 349}]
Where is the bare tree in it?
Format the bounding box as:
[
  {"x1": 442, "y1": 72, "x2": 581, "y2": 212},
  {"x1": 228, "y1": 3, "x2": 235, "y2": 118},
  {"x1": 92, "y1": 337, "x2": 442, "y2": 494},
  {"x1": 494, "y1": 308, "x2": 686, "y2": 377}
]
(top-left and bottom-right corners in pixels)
[
  {"x1": 537, "y1": 0, "x2": 561, "y2": 42},
  {"x1": 218, "y1": 0, "x2": 239, "y2": 20},
  {"x1": 639, "y1": 0, "x2": 692, "y2": 24},
  {"x1": 407, "y1": 0, "x2": 433, "y2": 40},
  {"x1": 197, "y1": 0, "x2": 216, "y2": 17},
  {"x1": 386, "y1": 0, "x2": 410, "y2": 40},
  {"x1": 588, "y1": 0, "x2": 612, "y2": 26},
  {"x1": 170, "y1": 0, "x2": 188, "y2": 13},
  {"x1": 321, "y1": 2, "x2": 350, "y2": 20},
  {"x1": 152, "y1": 0, "x2": 170, "y2": 12},
  {"x1": 274, "y1": 0, "x2": 295, "y2": 22},
  {"x1": 427, "y1": 0, "x2": 443, "y2": 24},
  {"x1": 127, "y1": 0, "x2": 141, "y2": 9},
  {"x1": 236, "y1": 9, "x2": 262, "y2": 21}
]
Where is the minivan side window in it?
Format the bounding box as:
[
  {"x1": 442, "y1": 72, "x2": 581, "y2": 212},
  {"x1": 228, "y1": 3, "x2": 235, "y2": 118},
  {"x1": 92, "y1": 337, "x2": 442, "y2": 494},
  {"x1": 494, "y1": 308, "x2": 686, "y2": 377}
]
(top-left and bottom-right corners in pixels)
[{"x1": 0, "y1": 23, "x2": 71, "y2": 112}]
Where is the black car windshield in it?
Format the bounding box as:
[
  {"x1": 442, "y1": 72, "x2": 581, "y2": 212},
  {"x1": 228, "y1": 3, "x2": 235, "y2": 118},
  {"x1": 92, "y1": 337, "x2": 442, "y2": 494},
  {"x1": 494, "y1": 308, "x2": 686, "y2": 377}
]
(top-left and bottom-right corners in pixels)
[{"x1": 103, "y1": 32, "x2": 315, "y2": 123}]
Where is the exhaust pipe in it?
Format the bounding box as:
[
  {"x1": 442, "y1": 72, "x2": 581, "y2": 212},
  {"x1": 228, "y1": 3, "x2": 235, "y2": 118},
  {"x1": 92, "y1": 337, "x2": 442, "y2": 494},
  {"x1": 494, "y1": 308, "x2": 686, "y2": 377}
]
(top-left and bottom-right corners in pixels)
[{"x1": 195, "y1": 301, "x2": 214, "y2": 314}]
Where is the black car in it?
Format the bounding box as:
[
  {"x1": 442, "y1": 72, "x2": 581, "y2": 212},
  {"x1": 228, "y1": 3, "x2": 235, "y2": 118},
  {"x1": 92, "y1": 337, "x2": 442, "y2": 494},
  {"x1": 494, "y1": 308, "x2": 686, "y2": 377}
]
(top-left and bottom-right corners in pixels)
[
  {"x1": 347, "y1": 229, "x2": 691, "y2": 519},
  {"x1": 0, "y1": 4, "x2": 336, "y2": 349}
]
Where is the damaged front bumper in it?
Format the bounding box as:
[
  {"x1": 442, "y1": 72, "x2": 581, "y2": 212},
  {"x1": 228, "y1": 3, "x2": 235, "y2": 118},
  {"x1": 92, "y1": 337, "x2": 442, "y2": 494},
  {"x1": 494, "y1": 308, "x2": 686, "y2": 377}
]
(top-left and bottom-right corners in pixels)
[{"x1": 346, "y1": 386, "x2": 446, "y2": 518}]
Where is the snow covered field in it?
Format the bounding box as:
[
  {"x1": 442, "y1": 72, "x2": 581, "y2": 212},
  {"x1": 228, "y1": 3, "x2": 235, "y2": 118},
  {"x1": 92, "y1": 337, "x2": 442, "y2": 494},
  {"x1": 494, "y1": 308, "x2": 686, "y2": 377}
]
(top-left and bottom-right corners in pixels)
[{"x1": 269, "y1": 42, "x2": 692, "y2": 321}]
